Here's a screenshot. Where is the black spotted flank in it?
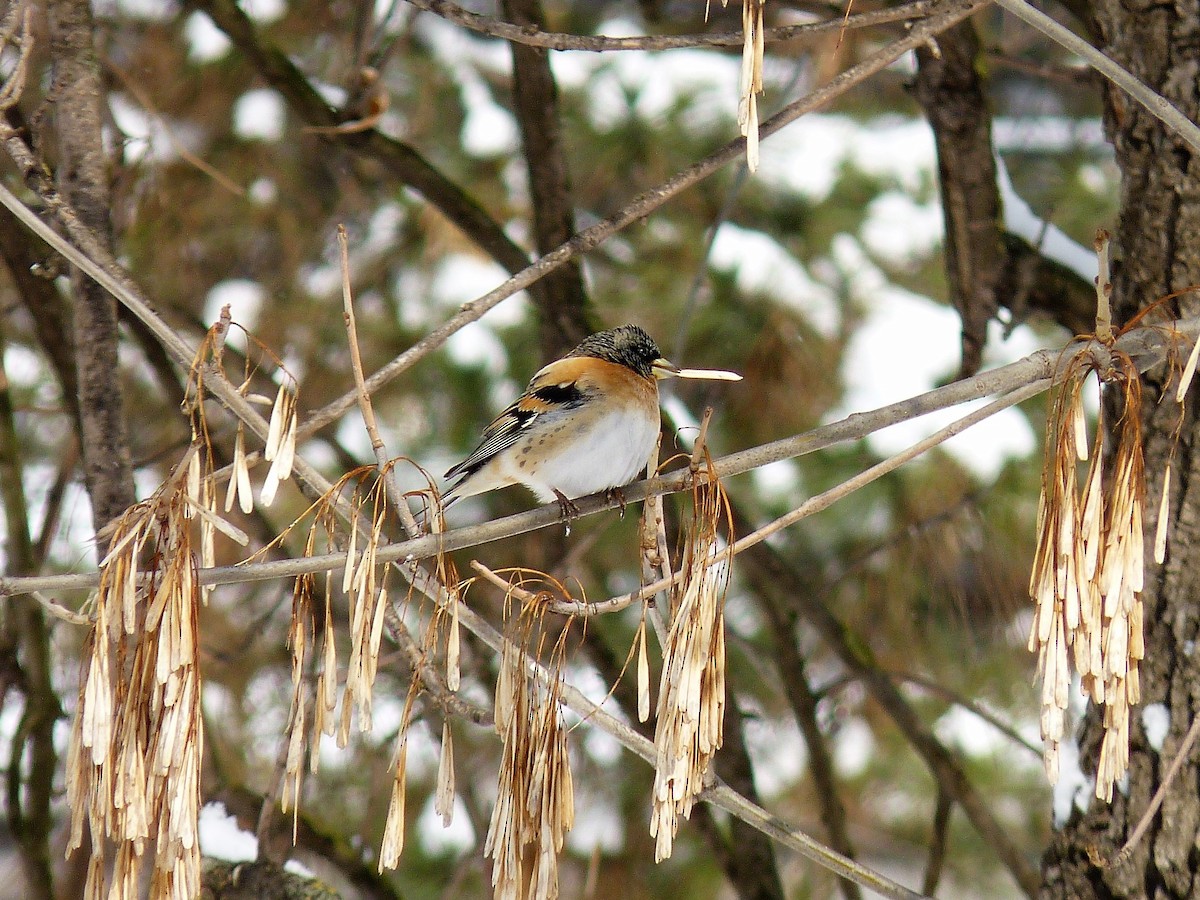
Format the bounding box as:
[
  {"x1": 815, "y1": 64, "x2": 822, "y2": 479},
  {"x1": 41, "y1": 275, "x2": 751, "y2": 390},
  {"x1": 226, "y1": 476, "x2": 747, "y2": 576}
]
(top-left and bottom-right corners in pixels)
[{"x1": 532, "y1": 382, "x2": 586, "y2": 407}]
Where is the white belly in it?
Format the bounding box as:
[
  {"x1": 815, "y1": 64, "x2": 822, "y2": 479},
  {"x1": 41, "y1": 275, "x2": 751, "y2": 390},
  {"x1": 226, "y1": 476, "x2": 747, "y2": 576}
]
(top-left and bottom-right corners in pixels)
[{"x1": 504, "y1": 407, "x2": 659, "y2": 501}]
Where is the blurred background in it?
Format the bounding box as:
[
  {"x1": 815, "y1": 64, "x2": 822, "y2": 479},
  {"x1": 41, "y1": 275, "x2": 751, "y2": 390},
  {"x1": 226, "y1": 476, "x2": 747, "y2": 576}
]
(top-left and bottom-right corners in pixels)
[{"x1": 0, "y1": 0, "x2": 1115, "y2": 897}]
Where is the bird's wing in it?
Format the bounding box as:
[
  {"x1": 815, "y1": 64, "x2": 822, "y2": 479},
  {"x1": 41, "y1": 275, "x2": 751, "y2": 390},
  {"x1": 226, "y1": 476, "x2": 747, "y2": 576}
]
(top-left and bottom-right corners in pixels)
[{"x1": 443, "y1": 361, "x2": 590, "y2": 483}]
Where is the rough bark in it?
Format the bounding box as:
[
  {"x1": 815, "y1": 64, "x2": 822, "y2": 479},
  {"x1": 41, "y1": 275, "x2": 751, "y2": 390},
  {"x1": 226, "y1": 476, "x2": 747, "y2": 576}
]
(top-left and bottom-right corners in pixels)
[
  {"x1": 1040, "y1": 2, "x2": 1200, "y2": 896},
  {"x1": 915, "y1": 21, "x2": 1005, "y2": 377},
  {"x1": 501, "y1": 0, "x2": 592, "y2": 357},
  {"x1": 46, "y1": 0, "x2": 136, "y2": 542}
]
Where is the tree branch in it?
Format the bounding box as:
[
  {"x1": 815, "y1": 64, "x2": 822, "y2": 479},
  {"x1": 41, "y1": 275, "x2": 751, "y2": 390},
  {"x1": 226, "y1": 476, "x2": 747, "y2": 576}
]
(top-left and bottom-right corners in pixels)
[{"x1": 405, "y1": 0, "x2": 947, "y2": 52}]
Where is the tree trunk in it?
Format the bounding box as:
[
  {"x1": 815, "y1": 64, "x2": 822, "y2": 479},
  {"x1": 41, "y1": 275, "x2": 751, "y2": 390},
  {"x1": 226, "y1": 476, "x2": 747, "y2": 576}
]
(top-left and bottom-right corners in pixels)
[
  {"x1": 47, "y1": 0, "x2": 136, "y2": 546},
  {"x1": 1040, "y1": 3, "x2": 1200, "y2": 896}
]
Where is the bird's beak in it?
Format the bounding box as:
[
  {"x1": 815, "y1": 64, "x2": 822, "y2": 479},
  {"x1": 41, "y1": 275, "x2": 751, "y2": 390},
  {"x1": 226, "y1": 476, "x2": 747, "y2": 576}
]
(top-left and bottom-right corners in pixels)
[
  {"x1": 652, "y1": 357, "x2": 682, "y2": 379},
  {"x1": 653, "y1": 357, "x2": 743, "y2": 382}
]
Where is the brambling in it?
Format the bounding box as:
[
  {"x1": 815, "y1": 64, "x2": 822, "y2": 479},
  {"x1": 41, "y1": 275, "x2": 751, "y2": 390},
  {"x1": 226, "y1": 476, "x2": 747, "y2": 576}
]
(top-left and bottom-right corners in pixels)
[{"x1": 441, "y1": 324, "x2": 740, "y2": 513}]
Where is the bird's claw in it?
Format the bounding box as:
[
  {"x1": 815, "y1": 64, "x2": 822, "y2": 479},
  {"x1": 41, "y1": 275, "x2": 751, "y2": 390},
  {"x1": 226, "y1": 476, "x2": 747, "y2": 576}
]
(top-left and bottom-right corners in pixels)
[
  {"x1": 553, "y1": 489, "x2": 579, "y2": 522},
  {"x1": 605, "y1": 486, "x2": 627, "y2": 518}
]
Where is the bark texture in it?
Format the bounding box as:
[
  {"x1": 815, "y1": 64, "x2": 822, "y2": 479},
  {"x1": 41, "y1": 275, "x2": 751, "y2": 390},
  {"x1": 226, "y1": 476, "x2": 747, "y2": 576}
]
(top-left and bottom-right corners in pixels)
[
  {"x1": 501, "y1": 0, "x2": 592, "y2": 357},
  {"x1": 915, "y1": 21, "x2": 1004, "y2": 377},
  {"x1": 1040, "y1": 2, "x2": 1200, "y2": 896},
  {"x1": 47, "y1": 0, "x2": 136, "y2": 542}
]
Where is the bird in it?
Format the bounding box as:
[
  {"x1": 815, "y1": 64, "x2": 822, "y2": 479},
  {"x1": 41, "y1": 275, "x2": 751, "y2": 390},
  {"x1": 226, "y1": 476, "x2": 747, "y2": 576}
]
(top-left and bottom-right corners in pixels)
[{"x1": 440, "y1": 324, "x2": 739, "y2": 515}]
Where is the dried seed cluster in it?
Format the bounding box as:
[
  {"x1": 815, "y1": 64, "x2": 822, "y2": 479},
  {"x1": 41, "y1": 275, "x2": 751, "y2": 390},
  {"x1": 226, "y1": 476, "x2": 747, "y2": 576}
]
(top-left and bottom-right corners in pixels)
[
  {"x1": 650, "y1": 459, "x2": 731, "y2": 861},
  {"x1": 1030, "y1": 354, "x2": 1151, "y2": 800},
  {"x1": 66, "y1": 319, "x2": 295, "y2": 899},
  {"x1": 716, "y1": 0, "x2": 766, "y2": 170},
  {"x1": 485, "y1": 595, "x2": 575, "y2": 900},
  {"x1": 67, "y1": 466, "x2": 207, "y2": 900},
  {"x1": 283, "y1": 468, "x2": 399, "y2": 840}
]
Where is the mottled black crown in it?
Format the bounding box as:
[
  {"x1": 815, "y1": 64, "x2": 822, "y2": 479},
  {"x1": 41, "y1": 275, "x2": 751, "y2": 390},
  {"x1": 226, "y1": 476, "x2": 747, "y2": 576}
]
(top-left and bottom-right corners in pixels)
[{"x1": 567, "y1": 324, "x2": 662, "y2": 378}]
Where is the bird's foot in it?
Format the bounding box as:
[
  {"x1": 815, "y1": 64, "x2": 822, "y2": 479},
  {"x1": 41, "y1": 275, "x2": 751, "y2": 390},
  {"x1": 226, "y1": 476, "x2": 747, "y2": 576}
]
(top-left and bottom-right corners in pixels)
[
  {"x1": 605, "y1": 486, "x2": 627, "y2": 518},
  {"x1": 553, "y1": 489, "x2": 579, "y2": 524}
]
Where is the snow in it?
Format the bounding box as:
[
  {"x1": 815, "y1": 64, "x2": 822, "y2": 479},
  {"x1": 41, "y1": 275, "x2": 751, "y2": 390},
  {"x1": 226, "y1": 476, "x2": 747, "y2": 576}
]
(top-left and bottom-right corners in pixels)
[
  {"x1": 861, "y1": 190, "x2": 944, "y2": 268},
  {"x1": 417, "y1": 795, "x2": 476, "y2": 854},
  {"x1": 1051, "y1": 737, "x2": 1094, "y2": 827},
  {"x1": 744, "y1": 713, "x2": 809, "y2": 797},
  {"x1": 248, "y1": 178, "x2": 279, "y2": 205},
  {"x1": 997, "y1": 154, "x2": 1096, "y2": 281},
  {"x1": 112, "y1": 0, "x2": 173, "y2": 21},
  {"x1": 233, "y1": 89, "x2": 287, "y2": 143},
  {"x1": 204, "y1": 279, "x2": 266, "y2": 333},
  {"x1": 240, "y1": 0, "x2": 286, "y2": 24},
  {"x1": 1142, "y1": 703, "x2": 1170, "y2": 752},
  {"x1": 199, "y1": 803, "x2": 314, "y2": 877},
  {"x1": 750, "y1": 459, "x2": 803, "y2": 498},
  {"x1": 184, "y1": 12, "x2": 231, "y2": 62},
  {"x1": 993, "y1": 116, "x2": 1106, "y2": 153},
  {"x1": 199, "y1": 803, "x2": 259, "y2": 862},
  {"x1": 759, "y1": 115, "x2": 937, "y2": 201},
  {"x1": 829, "y1": 235, "x2": 1039, "y2": 480},
  {"x1": 708, "y1": 223, "x2": 840, "y2": 338},
  {"x1": 566, "y1": 798, "x2": 625, "y2": 854},
  {"x1": 832, "y1": 717, "x2": 876, "y2": 777},
  {"x1": 459, "y1": 76, "x2": 520, "y2": 158},
  {"x1": 108, "y1": 95, "x2": 176, "y2": 166}
]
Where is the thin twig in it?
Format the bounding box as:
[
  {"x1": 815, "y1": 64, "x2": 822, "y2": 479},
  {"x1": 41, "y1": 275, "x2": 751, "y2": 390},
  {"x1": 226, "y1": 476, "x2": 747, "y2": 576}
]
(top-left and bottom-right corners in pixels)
[
  {"x1": 384, "y1": 604, "x2": 493, "y2": 726},
  {"x1": 888, "y1": 673, "x2": 1042, "y2": 758},
  {"x1": 0, "y1": 2, "x2": 33, "y2": 113},
  {"x1": 922, "y1": 789, "x2": 954, "y2": 895},
  {"x1": 639, "y1": 434, "x2": 671, "y2": 649},
  {"x1": 405, "y1": 0, "x2": 943, "y2": 51},
  {"x1": 1104, "y1": 711, "x2": 1200, "y2": 868},
  {"x1": 337, "y1": 225, "x2": 422, "y2": 539},
  {"x1": 27, "y1": 592, "x2": 89, "y2": 626},
  {"x1": 105, "y1": 59, "x2": 245, "y2": 196}
]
